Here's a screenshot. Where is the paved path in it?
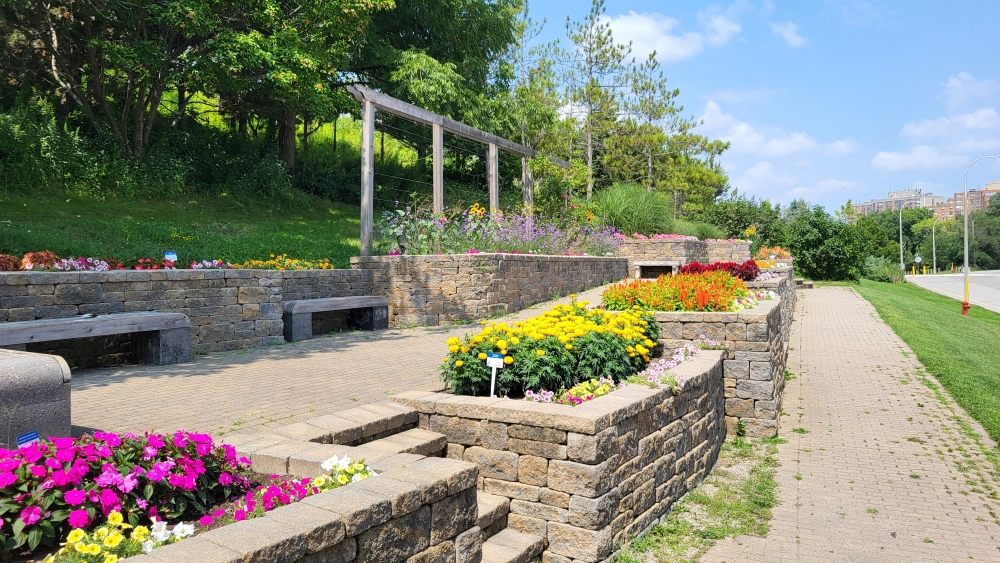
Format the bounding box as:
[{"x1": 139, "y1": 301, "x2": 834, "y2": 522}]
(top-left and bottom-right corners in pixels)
[
  {"x1": 71, "y1": 286, "x2": 608, "y2": 438},
  {"x1": 704, "y1": 286, "x2": 1000, "y2": 562},
  {"x1": 906, "y1": 271, "x2": 1000, "y2": 314}
]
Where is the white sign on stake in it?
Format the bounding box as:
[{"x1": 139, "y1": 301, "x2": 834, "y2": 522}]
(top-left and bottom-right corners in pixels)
[{"x1": 486, "y1": 352, "x2": 504, "y2": 397}]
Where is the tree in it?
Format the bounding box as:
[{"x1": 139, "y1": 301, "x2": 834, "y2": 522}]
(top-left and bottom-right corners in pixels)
[
  {"x1": 565, "y1": 0, "x2": 631, "y2": 200},
  {"x1": 787, "y1": 206, "x2": 867, "y2": 281}
]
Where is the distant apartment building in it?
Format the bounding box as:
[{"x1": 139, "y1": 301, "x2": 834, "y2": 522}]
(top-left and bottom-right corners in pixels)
[
  {"x1": 932, "y1": 182, "x2": 1000, "y2": 219},
  {"x1": 853, "y1": 189, "x2": 943, "y2": 215}
]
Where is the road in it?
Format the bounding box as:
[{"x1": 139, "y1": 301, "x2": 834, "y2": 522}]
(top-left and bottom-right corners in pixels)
[{"x1": 905, "y1": 270, "x2": 1000, "y2": 314}]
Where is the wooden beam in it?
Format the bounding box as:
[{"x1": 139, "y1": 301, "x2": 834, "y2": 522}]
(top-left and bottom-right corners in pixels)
[
  {"x1": 346, "y1": 85, "x2": 569, "y2": 167},
  {"x1": 488, "y1": 143, "x2": 499, "y2": 212},
  {"x1": 360, "y1": 99, "x2": 375, "y2": 256},
  {"x1": 432, "y1": 122, "x2": 444, "y2": 213}
]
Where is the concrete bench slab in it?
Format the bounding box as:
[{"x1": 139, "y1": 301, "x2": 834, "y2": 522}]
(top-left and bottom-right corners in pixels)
[
  {"x1": 0, "y1": 349, "x2": 71, "y2": 448},
  {"x1": 632, "y1": 261, "x2": 680, "y2": 279},
  {"x1": 0, "y1": 312, "x2": 191, "y2": 365},
  {"x1": 282, "y1": 296, "x2": 388, "y2": 342}
]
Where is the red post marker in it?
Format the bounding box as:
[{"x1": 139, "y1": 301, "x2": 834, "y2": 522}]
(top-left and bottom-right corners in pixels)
[{"x1": 962, "y1": 301, "x2": 971, "y2": 316}]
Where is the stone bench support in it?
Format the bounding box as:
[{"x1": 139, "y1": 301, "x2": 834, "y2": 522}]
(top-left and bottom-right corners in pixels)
[
  {"x1": 0, "y1": 349, "x2": 71, "y2": 449},
  {"x1": 282, "y1": 296, "x2": 389, "y2": 342},
  {"x1": 0, "y1": 312, "x2": 191, "y2": 365}
]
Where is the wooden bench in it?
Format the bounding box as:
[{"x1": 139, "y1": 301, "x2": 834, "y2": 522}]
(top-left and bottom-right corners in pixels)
[
  {"x1": 282, "y1": 296, "x2": 389, "y2": 342},
  {"x1": 0, "y1": 312, "x2": 191, "y2": 365},
  {"x1": 633, "y1": 260, "x2": 681, "y2": 279}
]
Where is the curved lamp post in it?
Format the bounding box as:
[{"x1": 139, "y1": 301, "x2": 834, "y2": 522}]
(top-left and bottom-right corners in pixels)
[
  {"x1": 962, "y1": 155, "x2": 1000, "y2": 315},
  {"x1": 931, "y1": 217, "x2": 939, "y2": 274}
]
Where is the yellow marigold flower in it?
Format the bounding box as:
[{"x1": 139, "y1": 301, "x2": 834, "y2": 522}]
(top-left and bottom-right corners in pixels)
[
  {"x1": 448, "y1": 345, "x2": 459, "y2": 353},
  {"x1": 644, "y1": 339, "x2": 654, "y2": 347},
  {"x1": 455, "y1": 360, "x2": 464, "y2": 367},
  {"x1": 503, "y1": 356, "x2": 513, "y2": 365},
  {"x1": 565, "y1": 344, "x2": 573, "y2": 350},
  {"x1": 496, "y1": 339, "x2": 507, "y2": 348},
  {"x1": 478, "y1": 353, "x2": 487, "y2": 360},
  {"x1": 447, "y1": 337, "x2": 460, "y2": 346},
  {"x1": 67, "y1": 529, "x2": 85, "y2": 543},
  {"x1": 107, "y1": 512, "x2": 123, "y2": 526},
  {"x1": 536, "y1": 350, "x2": 545, "y2": 356},
  {"x1": 442, "y1": 357, "x2": 449, "y2": 362},
  {"x1": 460, "y1": 346, "x2": 469, "y2": 353}
]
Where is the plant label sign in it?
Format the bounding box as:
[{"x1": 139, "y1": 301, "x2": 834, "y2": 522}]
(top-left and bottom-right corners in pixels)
[
  {"x1": 486, "y1": 352, "x2": 504, "y2": 369},
  {"x1": 16, "y1": 430, "x2": 39, "y2": 447},
  {"x1": 164, "y1": 251, "x2": 178, "y2": 262}
]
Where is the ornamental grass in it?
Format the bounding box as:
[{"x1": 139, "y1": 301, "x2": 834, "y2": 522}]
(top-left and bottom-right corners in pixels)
[
  {"x1": 440, "y1": 298, "x2": 661, "y2": 397},
  {"x1": 601, "y1": 271, "x2": 749, "y2": 312}
]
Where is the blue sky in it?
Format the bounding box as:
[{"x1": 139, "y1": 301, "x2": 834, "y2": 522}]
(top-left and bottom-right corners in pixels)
[{"x1": 527, "y1": 0, "x2": 1000, "y2": 211}]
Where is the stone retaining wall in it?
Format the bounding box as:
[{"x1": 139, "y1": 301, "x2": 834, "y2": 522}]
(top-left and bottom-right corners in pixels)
[
  {"x1": 615, "y1": 240, "x2": 752, "y2": 279},
  {"x1": 655, "y1": 297, "x2": 787, "y2": 438},
  {"x1": 351, "y1": 254, "x2": 628, "y2": 328},
  {"x1": 0, "y1": 270, "x2": 373, "y2": 354},
  {"x1": 390, "y1": 351, "x2": 726, "y2": 563}
]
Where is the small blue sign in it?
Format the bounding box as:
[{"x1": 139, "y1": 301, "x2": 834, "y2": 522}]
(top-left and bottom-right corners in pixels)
[
  {"x1": 16, "y1": 430, "x2": 39, "y2": 447},
  {"x1": 486, "y1": 352, "x2": 504, "y2": 369},
  {"x1": 164, "y1": 251, "x2": 178, "y2": 263}
]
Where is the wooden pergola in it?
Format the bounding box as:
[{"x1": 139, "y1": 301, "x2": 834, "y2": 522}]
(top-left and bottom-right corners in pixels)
[{"x1": 346, "y1": 85, "x2": 569, "y2": 256}]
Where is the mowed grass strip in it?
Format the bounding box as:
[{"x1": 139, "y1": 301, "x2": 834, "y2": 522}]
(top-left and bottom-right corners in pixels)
[
  {"x1": 855, "y1": 279, "x2": 1000, "y2": 444},
  {"x1": 0, "y1": 192, "x2": 362, "y2": 268}
]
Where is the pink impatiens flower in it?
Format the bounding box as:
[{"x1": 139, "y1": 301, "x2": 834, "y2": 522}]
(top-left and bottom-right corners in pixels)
[
  {"x1": 64, "y1": 489, "x2": 86, "y2": 505},
  {"x1": 68, "y1": 509, "x2": 90, "y2": 528},
  {"x1": 0, "y1": 471, "x2": 16, "y2": 488},
  {"x1": 20, "y1": 505, "x2": 41, "y2": 526}
]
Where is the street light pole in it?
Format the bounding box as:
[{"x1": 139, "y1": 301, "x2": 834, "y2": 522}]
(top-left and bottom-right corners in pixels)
[
  {"x1": 962, "y1": 155, "x2": 1000, "y2": 315},
  {"x1": 931, "y1": 217, "x2": 939, "y2": 274}
]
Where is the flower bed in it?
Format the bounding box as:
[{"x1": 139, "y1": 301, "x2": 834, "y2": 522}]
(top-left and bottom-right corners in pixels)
[
  {"x1": 440, "y1": 298, "x2": 660, "y2": 397},
  {"x1": 0, "y1": 252, "x2": 336, "y2": 272},
  {"x1": 677, "y1": 259, "x2": 760, "y2": 282},
  {"x1": 754, "y1": 246, "x2": 791, "y2": 260},
  {"x1": 601, "y1": 271, "x2": 751, "y2": 312},
  {"x1": 613, "y1": 233, "x2": 699, "y2": 241},
  {"x1": 377, "y1": 204, "x2": 619, "y2": 256},
  {"x1": 3, "y1": 431, "x2": 376, "y2": 561}
]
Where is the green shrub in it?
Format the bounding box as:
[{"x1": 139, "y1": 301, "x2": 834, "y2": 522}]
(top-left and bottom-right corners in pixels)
[
  {"x1": 863, "y1": 255, "x2": 905, "y2": 283},
  {"x1": 786, "y1": 206, "x2": 868, "y2": 281},
  {"x1": 673, "y1": 219, "x2": 724, "y2": 240},
  {"x1": 593, "y1": 183, "x2": 673, "y2": 235}
]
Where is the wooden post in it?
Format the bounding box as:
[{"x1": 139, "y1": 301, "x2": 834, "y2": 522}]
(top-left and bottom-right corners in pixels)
[
  {"x1": 488, "y1": 143, "x2": 499, "y2": 213},
  {"x1": 521, "y1": 156, "x2": 533, "y2": 208},
  {"x1": 433, "y1": 123, "x2": 444, "y2": 213},
  {"x1": 360, "y1": 99, "x2": 375, "y2": 256}
]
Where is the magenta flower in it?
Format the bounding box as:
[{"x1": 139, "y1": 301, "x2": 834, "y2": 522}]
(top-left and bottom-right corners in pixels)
[
  {"x1": 199, "y1": 514, "x2": 213, "y2": 526},
  {"x1": 64, "y1": 489, "x2": 86, "y2": 505},
  {"x1": 28, "y1": 465, "x2": 47, "y2": 478},
  {"x1": 219, "y1": 472, "x2": 233, "y2": 486},
  {"x1": 68, "y1": 509, "x2": 90, "y2": 528},
  {"x1": 0, "y1": 471, "x2": 17, "y2": 488},
  {"x1": 20, "y1": 505, "x2": 41, "y2": 526},
  {"x1": 234, "y1": 509, "x2": 246, "y2": 521}
]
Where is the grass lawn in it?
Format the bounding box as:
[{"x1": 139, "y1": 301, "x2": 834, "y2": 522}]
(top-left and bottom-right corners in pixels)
[
  {"x1": 855, "y1": 279, "x2": 1000, "y2": 445},
  {"x1": 0, "y1": 192, "x2": 362, "y2": 268}
]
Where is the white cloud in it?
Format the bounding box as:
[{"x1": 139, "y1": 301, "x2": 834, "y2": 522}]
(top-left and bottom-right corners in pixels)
[
  {"x1": 825, "y1": 138, "x2": 861, "y2": 156},
  {"x1": 900, "y1": 108, "x2": 1000, "y2": 139},
  {"x1": 787, "y1": 179, "x2": 857, "y2": 200},
  {"x1": 829, "y1": 0, "x2": 896, "y2": 28},
  {"x1": 871, "y1": 145, "x2": 966, "y2": 171},
  {"x1": 701, "y1": 101, "x2": 816, "y2": 156},
  {"x1": 940, "y1": 73, "x2": 1000, "y2": 113},
  {"x1": 768, "y1": 21, "x2": 807, "y2": 47},
  {"x1": 731, "y1": 161, "x2": 796, "y2": 193},
  {"x1": 606, "y1": 3, "x2": 745, "y2": 64}
]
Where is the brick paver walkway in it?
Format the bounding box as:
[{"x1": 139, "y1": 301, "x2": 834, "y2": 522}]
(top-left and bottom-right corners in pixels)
[
  {"x1": 704, "y1": 286, "x2": 1000, "y2": 562},
  {"x1": 71, "y1": 286, "x2": 608, "y2": 438}
]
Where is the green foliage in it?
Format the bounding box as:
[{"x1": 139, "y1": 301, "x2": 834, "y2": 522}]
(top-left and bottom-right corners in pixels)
[
  {"x1": 786, "y1": 206, "x2": 869, "y2": 281},
  {"x1": 863, "y1": 256, "x2": 905, "y2": 284},
  {"x1": 672, "y1": 219, "x2": 724, "y2": 240},
  {"x1": 593, "y1": 183, "x2": 673, "y2": 235},
  {"x1": 707, "y1": 193, "x2": 786, "y2": 252}
]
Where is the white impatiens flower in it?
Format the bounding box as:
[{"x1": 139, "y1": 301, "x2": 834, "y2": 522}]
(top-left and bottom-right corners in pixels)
[{"x1": 172, "y1": 523, "x2": 195, "y2": 538}]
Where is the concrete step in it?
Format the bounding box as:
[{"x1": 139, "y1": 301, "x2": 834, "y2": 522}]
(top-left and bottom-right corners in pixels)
[
  {"x1": 481, "y1": 529, "x2": 544, "y2": 563},
  {"x1": 476, "y1": 491, "x2": 510, "y2": 540},
  {"x1": 271, "y1": 401, "x2": 419, "y2": 445},
  {"x1": 802, "y1": 281, "x2": 815, "y2": 289},
  {"x1": 794, "y1": 277, "x2": 804, "y2": 286}
]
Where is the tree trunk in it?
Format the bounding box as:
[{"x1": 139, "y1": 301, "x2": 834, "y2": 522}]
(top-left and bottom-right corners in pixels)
[
  {"x1": 174, "y1": 85, "x2": 187, "y2": 130},
  {"x1": 647, "y1": 151, "x2": 653, "y2": 192},
  {"x1": 279, "y1": 109, "x2": 296, "y2": 170},
  {"x1": 238, "y1": 116, "x2": 248, "y2": 138}
]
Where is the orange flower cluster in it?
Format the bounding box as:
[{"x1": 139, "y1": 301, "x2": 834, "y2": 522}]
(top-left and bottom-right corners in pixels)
[{"x1": 601, "y1": 271, "x2": 749, "y2": 312}]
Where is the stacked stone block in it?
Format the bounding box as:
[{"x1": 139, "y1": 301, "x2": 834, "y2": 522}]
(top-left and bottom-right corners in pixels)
[
  {"x1": 654, "y1": 297, "x2": 788, "y2": 438},
  {"x1": 351, "y1": 255, "x2": 627, "y2": 328},
  {"x1": 0, "y1": 269, "x2": 373, "y2": 353},
  {"x1": 390, "y1": 351, "x2": 726, "y2": 563},
  {"x1": 704, "y1": 241, "x2": 752, "y2": 264}
]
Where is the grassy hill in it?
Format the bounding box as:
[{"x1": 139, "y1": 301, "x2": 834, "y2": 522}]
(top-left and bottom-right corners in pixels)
[{"x1": 0, "y1": 192, "x2": 363, "y2": 268}]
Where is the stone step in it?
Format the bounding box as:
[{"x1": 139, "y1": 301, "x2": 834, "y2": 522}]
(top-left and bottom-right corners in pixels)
[
  {"x1": 358, "y1": 427, "x2": 447, "y2": 457},
  {"x1": 794, "y1": 277, "x2": 804, "y2": 286},
  {"x1": 476, "y1": 491, "x2": 510, "y2": 540},
  {"x1": 270, "y1": 401, "x2": 419, "y2": 445},
  {"x1": 802, "y1": 281, "x2": 815, "y2": 289},
  {"x1": 481, "y1": 529, "x2": 544, "y2": 563}
]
